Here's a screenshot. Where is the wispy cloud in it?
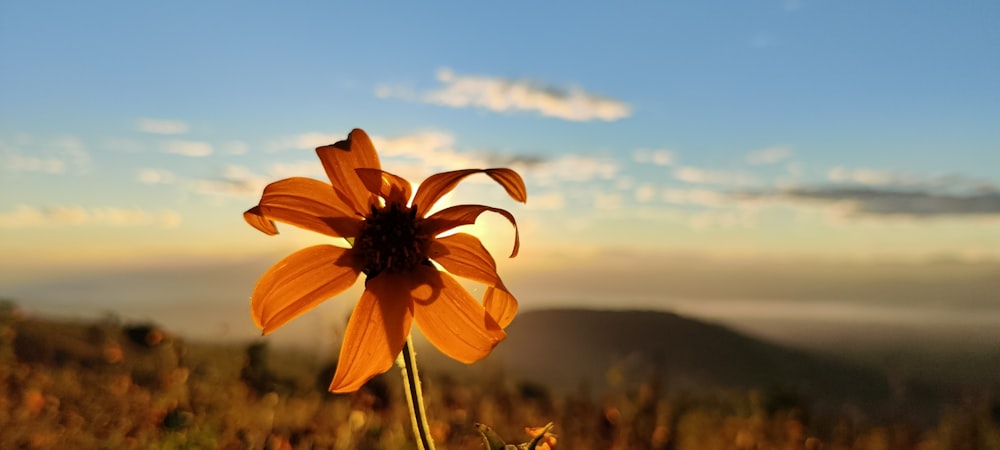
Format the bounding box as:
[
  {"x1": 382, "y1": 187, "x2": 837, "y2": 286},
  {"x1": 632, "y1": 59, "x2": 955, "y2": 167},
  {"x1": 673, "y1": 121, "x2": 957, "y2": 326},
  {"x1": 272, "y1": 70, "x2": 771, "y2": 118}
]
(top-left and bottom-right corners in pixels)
[
  {"x1": 737, "y1": 186, "x2": 1000, "y2": 218},
  {"x1": 190, "y1": 165, "x2": 268, "y2": 198},
  {"x1": 633, "y1": 149, "x2": 675, "y2": 166},
  {"x1": 688, "y1": 209, "x2": 758, "y2": 230},
  {"x1": 271, "y1": 128, "x2": 560, "y2": 190},
  {"x1": 674, "y1": 166, "x2": 757, "y2": 185},
  {"x1": 827, "y1": 166, "x2": 916, "y2": 186},
  {"x1": 662, "y1": 188, "x2": 729, "y2": 207},
  {"x1": 377, "y1": 68, "x2": 631, "y2": 122},
  {"x1": 268, "y1": 132, "x2": 343, "y2": 152},
  {"x1": 1, "y1": 154, "x2": 66, "y2": 173},
  {"x1": 223, "y1": 141, "x2": 248, "y2": 155},
  {"x1": 0, "y1": 205, "x2": 181, "y2": 228},
  {"x1": 827, "y1": 166, "x2": 998, "y2": 193},
  {"x1": 265, "y1": 160, "x2": 325, "y2": 180},
  {"x1": 136, "y1": 118, "x2": 189, "y2": 135},
  {"x1": 524, "y1": 191, "x2": 565, "y2": 210},
  {"x1": 163, "y1": 140, "x2": 213, "y2": 157},
  {"x1": 0, "y1": 135, "x2": 91, "y2": 174},
  {"x1": 137, "y1": 168, "x2": 176, "y2": 185},
  {"x1": 103, "y1": 137, "x2": 145, "y2": 153},
  {"x1": 746, "y1": 146, "x2": 792, "y2": 165},
  {"x1": 372, "y1": 131, "x2": 485, "y2": 173},
  {"x1": 634, "y1": 184, "x2": 658, "y2": 203},
  {"x1": 594, "y1": 192, "x2": 623, "y2": 210},
  {"x1": 529, "y1": 154, "x2": 619, "y2": 185}
]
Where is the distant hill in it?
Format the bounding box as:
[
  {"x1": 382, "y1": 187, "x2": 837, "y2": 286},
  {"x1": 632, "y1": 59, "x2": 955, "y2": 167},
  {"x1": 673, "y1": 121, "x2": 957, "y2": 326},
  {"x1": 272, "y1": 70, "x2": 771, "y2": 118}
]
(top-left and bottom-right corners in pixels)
[
  {"x1": 417, "y1": 309, "x2": 890, "y2": 402},
  {"x1": 6, "y1": 302, "x2": 892, "y2": 405}
]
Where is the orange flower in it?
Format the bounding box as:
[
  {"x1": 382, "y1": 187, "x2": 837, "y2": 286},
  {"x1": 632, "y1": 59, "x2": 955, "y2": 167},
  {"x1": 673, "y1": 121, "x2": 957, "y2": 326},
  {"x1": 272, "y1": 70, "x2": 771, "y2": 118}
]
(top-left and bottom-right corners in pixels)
[
  {"x1": 526, "y1": 424, "x2": 557, "y2": 449},
  {"x1": 244, "y1": 128, "x2": 526, "y2": 393}
]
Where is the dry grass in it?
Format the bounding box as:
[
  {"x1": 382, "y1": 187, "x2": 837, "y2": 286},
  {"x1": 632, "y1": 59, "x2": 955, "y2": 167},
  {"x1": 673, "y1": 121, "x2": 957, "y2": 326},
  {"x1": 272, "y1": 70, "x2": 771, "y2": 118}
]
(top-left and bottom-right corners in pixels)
[{"x1": 1, "y1": 305, "x2": 998, "y2": 450}]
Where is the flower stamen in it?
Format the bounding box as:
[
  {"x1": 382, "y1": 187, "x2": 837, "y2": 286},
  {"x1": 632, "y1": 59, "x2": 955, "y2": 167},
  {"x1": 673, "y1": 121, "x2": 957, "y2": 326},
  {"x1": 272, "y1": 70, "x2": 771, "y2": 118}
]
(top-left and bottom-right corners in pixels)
[{"x1": 356, "y1": 202, "x2": 427, "y2": 278}]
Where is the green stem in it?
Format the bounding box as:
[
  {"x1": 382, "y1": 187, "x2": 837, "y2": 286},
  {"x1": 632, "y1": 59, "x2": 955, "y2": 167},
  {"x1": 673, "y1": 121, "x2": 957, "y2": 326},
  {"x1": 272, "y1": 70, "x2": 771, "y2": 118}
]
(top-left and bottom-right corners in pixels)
[{"x1": 401, "y1": 336, "x2": 436, "y2": 450}]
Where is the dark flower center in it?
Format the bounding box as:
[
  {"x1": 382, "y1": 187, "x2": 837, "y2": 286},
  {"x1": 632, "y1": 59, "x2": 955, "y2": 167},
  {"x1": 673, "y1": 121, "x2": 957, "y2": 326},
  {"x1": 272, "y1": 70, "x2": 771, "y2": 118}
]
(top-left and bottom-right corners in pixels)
[{"x1": 355, "y1": 202, "x2": 428, "y2": 278}]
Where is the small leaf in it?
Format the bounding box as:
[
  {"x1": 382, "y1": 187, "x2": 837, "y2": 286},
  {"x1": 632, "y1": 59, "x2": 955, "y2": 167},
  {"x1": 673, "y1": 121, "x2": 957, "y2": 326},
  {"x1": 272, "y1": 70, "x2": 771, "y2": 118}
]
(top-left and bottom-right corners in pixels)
[{"x1": 474, "y1": 423, "x2": 508, "y2": 450}]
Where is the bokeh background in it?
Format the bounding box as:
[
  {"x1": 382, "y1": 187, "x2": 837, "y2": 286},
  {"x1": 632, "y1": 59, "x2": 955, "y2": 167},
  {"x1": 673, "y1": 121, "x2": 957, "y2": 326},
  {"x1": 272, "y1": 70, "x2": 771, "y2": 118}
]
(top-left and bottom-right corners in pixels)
[{"x1": 2, "y1": 1, "x2": 998, "y2": 380}]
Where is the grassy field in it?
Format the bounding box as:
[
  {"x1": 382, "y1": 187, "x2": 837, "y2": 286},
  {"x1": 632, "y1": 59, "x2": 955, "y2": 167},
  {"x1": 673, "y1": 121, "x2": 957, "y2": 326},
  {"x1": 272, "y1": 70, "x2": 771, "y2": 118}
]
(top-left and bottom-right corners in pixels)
[{"x1": 2, "y1": 304, "x2": 998, "y2": 450}]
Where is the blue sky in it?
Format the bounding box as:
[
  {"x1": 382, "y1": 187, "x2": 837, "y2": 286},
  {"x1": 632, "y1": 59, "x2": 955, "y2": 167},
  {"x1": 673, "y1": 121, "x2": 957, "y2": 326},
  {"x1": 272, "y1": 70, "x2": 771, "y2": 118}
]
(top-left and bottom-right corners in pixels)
[{"x1": 2, "y1": 1, "x2": 999, "y2": 345}]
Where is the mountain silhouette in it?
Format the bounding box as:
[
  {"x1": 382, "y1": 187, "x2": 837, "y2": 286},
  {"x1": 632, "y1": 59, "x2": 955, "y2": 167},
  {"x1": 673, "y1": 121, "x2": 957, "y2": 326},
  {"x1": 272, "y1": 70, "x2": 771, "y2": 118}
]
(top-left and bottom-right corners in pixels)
[{"x1": 418, "y1": 309, "x2": 890, "y2": 402}]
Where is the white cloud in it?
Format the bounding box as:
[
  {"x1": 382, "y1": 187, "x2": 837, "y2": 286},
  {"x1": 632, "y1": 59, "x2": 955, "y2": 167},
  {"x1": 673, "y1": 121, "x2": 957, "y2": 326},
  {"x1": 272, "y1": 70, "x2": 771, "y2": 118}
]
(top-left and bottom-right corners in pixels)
[
  {"x1": 530, "y1": 154, "x2": 619, "y2": 185},
  {"x1": 1, "y1": 154, "x2": 66, "y2": 173},
  {"x1": 54, "y1": 138, "x2": 92, "y2": 173},
  {"x1": 688, "y1": 210, "x2": 758, "y2": 231},
  {"x1": 0, "y1": 135, "x2": 90, "y2": 174},
  {"x1": 163, "y1": 140, "x2": 213, "y2": 157},
  {"x1": 190, "y1": 165, "x2": 268, "y2": 198},
  {"x1": 271, "y1": 129, "x2": 510, "y2": 182},
  {"x1": 524, "y1": 191, "x2": 565, "y2": 210},
  {"x1": 267, "y1": 160, "x2": 326, "y2": 180},
  {"x1": 633, "y1": 149, "x2": 675, "y2": 166},
  {"x1": 674, "y1": 166, "x2": 756, "y2": 185},
  {"x1": 380, "y1": 68, "x2": 631, "y2": 122},
  {"x1": 137, "y1": 168, "x2": 176, "y2": 184},
  {"x1": 615, "y1": 176, "x2": 635, "y2": 191},
  {"x1": 662, "y1": 188, "x2": 728, "y2": 207},
  {"x1": 136, "y1": 118, "x2": 189, "y2": 135},
  {"x1": 825, "y1": 167, "x2": 999, "y2": 195},
  {"x1": 746, "y1": 146, "x2": 792, "y2": 165},
  {"x1": 0, "y1": 205, "x2": 181, "y2": 228},
  {"x1": 594, "y1": 193, "x2": 623, "y2": 210},
  {"x1": 267, "y1": 132, "x2": 344, "y2": 152},
  {"x1": 223, "y1": 141, "x2": 248, "y2": 155},
  {"x1": 786, "y1": 162, "x2": 804, "y2": 177},
  {"x1": 827, "y1": 166, "x2": 917, "y2": 186},
  {"x1": 374, "y1": 131, "x2": 491, "y2": 176},
  {"x1": 634, "y1": 184, "x2": 658, "y2": 203},
  {"x1": 103, "y1": 137, "x2": 144, "y2": 153}
]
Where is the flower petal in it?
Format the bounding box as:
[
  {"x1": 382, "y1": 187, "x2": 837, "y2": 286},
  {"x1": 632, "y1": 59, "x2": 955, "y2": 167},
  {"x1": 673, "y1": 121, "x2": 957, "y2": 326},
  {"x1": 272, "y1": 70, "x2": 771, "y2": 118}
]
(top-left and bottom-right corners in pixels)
[
  {"x1": 316, "y1": 128, "x2": 382, "y2": 216},
  {"x1": 410, "y1": 266, "x2": 506, "y2": 363},
  {"x1": 422, "y1": 204, "x2": 521, "y2": 257},
  {"x1": 427, "y1": 233, "x2": 498, "y2": 282},
  {"x1": 244, "y1": 177, "x2": 363, "y2": 238},
  {"x1": 484, "y1": 168, "x2": 528, "y2": 203},
  {"x1": 329, "y1": 272, "x2": 415, "y2": 393},
  {"x1": 243, "y1": 205, "x2": 278, "y2": 235},
  {"x1": 252, "y1": 245, "x2": 362, "y2": 334},
  {"x1": 411, "y1": 168, "x2": 527, "y2": 217},
  {"x1": 427, "y1": 233, "x2": 519, "y2": 328},
  {"x1": 483, "y1": 285, "x2": 518, "y2": 329},
  {"x1": 354, "y1": 168, "x2": 412, "y2": 206}
]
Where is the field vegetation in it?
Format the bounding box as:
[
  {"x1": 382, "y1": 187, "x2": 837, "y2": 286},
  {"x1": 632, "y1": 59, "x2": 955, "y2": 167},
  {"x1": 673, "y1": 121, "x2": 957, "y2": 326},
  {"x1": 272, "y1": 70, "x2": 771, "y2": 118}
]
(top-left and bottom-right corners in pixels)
[{"x1": 2, "y1": 303, "x2": 998, "y2": 449}]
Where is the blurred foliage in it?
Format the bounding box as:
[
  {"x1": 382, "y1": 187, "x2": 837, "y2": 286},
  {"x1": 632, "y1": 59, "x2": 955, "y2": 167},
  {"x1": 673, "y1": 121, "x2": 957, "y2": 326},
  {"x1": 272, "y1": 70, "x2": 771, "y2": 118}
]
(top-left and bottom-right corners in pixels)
[{"x1": 1, "y1": 307, "x2": 998, "y2": 449}]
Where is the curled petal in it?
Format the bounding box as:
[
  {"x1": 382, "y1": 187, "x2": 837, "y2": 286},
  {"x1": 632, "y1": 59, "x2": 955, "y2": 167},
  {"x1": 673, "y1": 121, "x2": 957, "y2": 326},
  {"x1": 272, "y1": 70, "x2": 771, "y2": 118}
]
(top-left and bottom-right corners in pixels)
[
  {"x1": 422, "y1": 204, "x2": 521, "y2": 257},
  {"x1": 329, "y1": 272, "x2": 415, "y2": 393},
  {"x1": 428, "y1": 233, "x2": 518, "y2": 328},
  {"x1": 316, "y1": 129, "x2": 382, "y2": 216},
  {"x1": 483, "y1": 284, "x2": 518, "y2": 329},
  {"x1": 252, "y1": 245, "x2": 362, "y2": 335},
  {"x1": 410, "y1": 265, "x2": 506, "y2": 363},
  {"x1": 355, "y1": 168, "x2": 412, "y2": 206},
  {"x1": 243, "y1": 206, "x2": 277, "y2": 235},
  {"x1": 411, "y1": 168, "x2": 527, "y2": 217},
  {"x1": 484, "y1": 168, "x2": 527, "y2": 203},
  {"x1": 244, "y1": 177, "x2": 363, "y2": 238}
]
